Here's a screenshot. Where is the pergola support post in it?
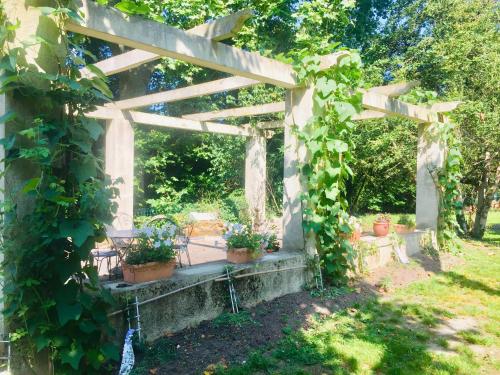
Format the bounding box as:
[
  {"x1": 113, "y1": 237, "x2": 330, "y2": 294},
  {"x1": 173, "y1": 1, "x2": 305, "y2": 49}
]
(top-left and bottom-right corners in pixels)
[
  {"x1": 282, "y1": 87, "x2": 316, "y2": 255},
  {"x1": 416, "y1": 123, "x2": 445, "y2": 232},
  {"x1": 105, "y1": 118, "x2": 135, "y2": 229},
  {"x1": 245, "y1": 133, "x2": 266, "y2": 231}
]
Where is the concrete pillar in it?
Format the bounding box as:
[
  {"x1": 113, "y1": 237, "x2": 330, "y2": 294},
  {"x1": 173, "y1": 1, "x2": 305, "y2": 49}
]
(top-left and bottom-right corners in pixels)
[
  {"x1": 416, "y1": 123, "x2": 445, "y2": 231},
  {"x1": 105, "y1": 118, "x2": 135, "y2": 229},
  {"x1": 282, "y1": 87, "x2": 316, "y2": 254},
  {"x1": 245, "y1": 133, "x2": 266, "y2": 231}
]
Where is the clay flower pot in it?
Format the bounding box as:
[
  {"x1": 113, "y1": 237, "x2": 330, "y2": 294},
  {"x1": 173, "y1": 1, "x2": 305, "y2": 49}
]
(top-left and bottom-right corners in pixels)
[
  {"x1": 394, "y1": 224, "x2": 414, "y2": 234},
  {"x1": 122, "y1": 259, "x2": 176, "y2": 284},
  {"x1": 373, "y1": 221, "x2": 390, "y2": 237},
  {"x1": 227, "y1": 248, "x2": 263, "y2": 264}
]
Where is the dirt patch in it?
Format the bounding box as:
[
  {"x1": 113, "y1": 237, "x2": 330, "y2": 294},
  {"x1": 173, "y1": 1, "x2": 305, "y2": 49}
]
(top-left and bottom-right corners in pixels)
[{"x1": 135, "y1": 252, "x2": 461, "y2": 375}]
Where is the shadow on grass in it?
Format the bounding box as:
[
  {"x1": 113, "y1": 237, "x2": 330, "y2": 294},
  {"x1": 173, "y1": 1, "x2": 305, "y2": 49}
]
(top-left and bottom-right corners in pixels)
[
  {"x1": 443, "y1": 271, "x2": 500, "y2": 297},
  {"x1": 212, "y1": 282, "x2": 478, "y2": 375}
]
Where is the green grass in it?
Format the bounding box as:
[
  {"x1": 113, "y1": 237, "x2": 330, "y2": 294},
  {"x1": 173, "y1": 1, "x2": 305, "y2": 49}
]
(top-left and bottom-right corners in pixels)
[
  {"x1": 484, "y1": 209, "x2": 500, "y2": 245},
  {"x1": 214, "y1": 217, "x2": 500, "y2": 375}
]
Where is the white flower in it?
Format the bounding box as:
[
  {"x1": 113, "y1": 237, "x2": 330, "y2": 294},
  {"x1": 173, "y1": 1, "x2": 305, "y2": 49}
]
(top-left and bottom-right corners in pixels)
[
  {"x1": 153, "y1": 241, "x2": 161, "y2": 248},
  {"x1": 141, "y1": 225, "x2": 154, "y2": 237},
  {"x1": 163, "y1": 239, "x2": 172, "y2": 247}
]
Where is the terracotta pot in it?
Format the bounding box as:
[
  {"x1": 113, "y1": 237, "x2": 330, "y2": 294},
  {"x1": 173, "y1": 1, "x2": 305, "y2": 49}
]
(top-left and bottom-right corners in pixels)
[
  {"x1": 373, "y1": 221, "x2": 390, "y2": 237},
  {"x1": 122, "y1": 259, "x2": 176, "y2": 284},
  {"x1": 394, "y1": 224, "x2": 414, "y2": 234},
  {"x1": 227, "y1": 248, "x2": 263, "y2": 264}
]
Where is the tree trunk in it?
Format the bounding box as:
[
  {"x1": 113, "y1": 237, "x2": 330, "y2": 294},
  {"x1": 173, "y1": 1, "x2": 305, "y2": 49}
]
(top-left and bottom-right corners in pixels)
[{"x1": 472, "y1": 152, "x2": 499, "y2": 239}]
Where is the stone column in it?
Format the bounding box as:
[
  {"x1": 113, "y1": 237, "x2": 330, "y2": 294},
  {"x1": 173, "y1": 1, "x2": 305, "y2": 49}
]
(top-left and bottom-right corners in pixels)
[
  {"x1": 245, "y1": 133, "x2": 266, "y2": 231},
  {"x1": 282, "y1": 87, "x2": 316, "y2": 255},
  {"x1": 416, "y1": 122, "x2": 444, "y2": 231},
  {"x1": 105, "y1": 118, "x2": 135, "y2": 229}
]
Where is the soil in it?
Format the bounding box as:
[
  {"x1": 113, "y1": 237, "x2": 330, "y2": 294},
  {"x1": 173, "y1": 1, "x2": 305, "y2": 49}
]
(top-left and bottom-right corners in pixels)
[{"x1": 137, "y1": 253, "x2": 462, "y2": 375}]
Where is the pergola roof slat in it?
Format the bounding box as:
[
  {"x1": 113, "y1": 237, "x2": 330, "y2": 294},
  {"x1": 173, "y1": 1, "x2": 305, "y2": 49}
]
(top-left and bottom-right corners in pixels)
[
  {"x1": 109, "y1": 76, "x2": 260, "y2": 110},
  {"x1": 68, "y1": 0, "x2": 297, "y2": 88},
  {"x1": 80, "y1": 9, "x2": 254, "y2": 77},
  {"x1": 182, "y1": 102, "x2": 286, "y2": 121},
  {"x1": 85, "y1": 107, "x2": 253, "y2": 137}
]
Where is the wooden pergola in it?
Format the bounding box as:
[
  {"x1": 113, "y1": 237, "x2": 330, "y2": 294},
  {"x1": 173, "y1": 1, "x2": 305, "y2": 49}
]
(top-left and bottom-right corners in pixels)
[{"x1": 65, "y1": 0, "x2": 459, "y2": 252}]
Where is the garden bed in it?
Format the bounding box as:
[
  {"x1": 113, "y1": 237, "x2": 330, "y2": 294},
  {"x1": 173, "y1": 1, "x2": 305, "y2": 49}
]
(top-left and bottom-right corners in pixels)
[{"x1": 130, "y1": 251, "x2": 461, "y2": 374}]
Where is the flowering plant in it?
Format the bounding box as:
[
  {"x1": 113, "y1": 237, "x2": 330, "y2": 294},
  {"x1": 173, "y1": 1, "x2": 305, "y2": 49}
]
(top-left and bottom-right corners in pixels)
[
  {"x1": 374, "y1": 213, "x2": 391, "y2": 223},
  {"x1": 125, "y1": 223, "x2": 177, "y2": 265},
  {"x1": 223, "y1": 223, "x2": 263, "y2": 258},
  {"x1": 259, "y1": 232, "x2": 280, "y2": 252}
]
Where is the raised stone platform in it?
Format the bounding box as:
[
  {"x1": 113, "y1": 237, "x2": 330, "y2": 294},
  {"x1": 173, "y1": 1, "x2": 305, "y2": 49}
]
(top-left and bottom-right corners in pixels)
[{"x1": 105, "y1": 251, "x2": 308, "y2": 342}]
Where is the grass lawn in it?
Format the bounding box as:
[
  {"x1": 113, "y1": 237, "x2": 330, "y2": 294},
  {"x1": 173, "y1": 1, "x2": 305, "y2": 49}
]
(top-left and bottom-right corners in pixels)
[{"x1": 212, "y1": 216, "x2": 500, "y2": 374}]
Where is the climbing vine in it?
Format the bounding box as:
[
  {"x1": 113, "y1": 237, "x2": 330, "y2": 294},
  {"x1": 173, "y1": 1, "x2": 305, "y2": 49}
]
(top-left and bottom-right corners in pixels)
[
  {"x1": 435, "y1": 122, "x2": 463, "y2": 252},
  {"x1": 292, "y1": 49, "x2": 363, "y2": 284},
  {"x1": 1, "y1": 2, "x2": 118, "y2": 373}
]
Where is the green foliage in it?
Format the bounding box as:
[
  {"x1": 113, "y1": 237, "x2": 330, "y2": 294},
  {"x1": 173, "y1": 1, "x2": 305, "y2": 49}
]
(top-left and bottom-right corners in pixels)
[
  {"x1": 293, "y1": 49, "x2": 363, "y2": 284},
  {"x1": 223, "y1": 223, "x2": 263, "y2": 257},
  {"x1": 397, "y1": 214, "x2": 415, "y2": 228},
  {"x1": 435, "y1": 122, "x2": 463, "y2": 252},
  {"x1": 0, "y1": 3, "x2": 118, "y2": 373},
  {"x1": 374, "y1": 213, "x2": 391, "y2": 223},
  {"x1": 125, "y1": 224, "x2": 177, "y2": 265}
]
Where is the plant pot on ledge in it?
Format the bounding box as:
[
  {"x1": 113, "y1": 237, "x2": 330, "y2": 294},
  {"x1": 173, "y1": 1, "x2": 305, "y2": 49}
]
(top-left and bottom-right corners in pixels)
[
  {"x1": 122, "y1": 259, "x2": 176, "y2": 284},
  {"x1": 373, "y1": 214, "x2": 391, "y2": 237},
  {"x1": 227, "y1": 248, "x2": 263, "y2": 264}
]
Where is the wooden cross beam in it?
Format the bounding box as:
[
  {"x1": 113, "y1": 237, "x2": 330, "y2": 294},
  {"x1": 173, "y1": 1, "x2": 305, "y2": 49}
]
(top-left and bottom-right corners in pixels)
[
  {"x1": 108, "y1": 76, "x2": 260, "y2": 110},
  {"x1": 366, "y1": 81, "x2": 420, "y2": 97},
  {"x1": 85, "y1": 106, "x2": 254, "y2": 137},
  {"x1": 68, "y1": 0, "x2": 297, "y2": 88},
  {"x1": 362, "y1": 91, "x2": 439, "y2": 123},
  {"x1": 80, "y1": 9, "x2": 254, "y2": 77},
  {"x1": 182, "y1": 102, "x2": 286, "y2": 121}
]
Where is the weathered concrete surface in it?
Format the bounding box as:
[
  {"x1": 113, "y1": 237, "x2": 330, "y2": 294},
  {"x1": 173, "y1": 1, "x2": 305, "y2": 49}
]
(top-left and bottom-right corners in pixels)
[
  {"x1": 105, "y1": 118, "x2": 134, "y2": 229},
  {"x1": 106, "y1": 252, "x2": 308, "y2": 342},
  {"x1": 282, "y1": 87, "x2": 315, "y2": 253},
  {"x1": 245, "y1": 134, "x2": 266, "y2": 230},
  {"x1": 416, "y1": 123, "x2": 444, "y2": 231}
]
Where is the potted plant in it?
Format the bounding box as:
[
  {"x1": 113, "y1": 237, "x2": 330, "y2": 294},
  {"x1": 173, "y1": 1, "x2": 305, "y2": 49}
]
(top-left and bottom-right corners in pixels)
[
  {"x1": 373, "y1": 214, "x2": 391, "y2": 237},
  {"x1": 260, "y1": 232, "x2": 280, "y2": 253},
  {"x1": 122, "y1": 224, "x2": 177, "y2": 283},
  {"x1": 394, "y1": 214, "x2": 416, "y2": 234},
  {"x1": 223, "y1": 223, "x2": 264, "y2": 264}
]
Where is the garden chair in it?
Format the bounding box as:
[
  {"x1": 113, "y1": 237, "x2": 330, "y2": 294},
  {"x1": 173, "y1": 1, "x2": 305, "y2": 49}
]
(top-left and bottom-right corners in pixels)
[
  {"x1": 90, "y1": 239, "x2": 119, "y2": 280},
  {"x1": 145, "y1": 215, "x2": 193, "y2": 267}
]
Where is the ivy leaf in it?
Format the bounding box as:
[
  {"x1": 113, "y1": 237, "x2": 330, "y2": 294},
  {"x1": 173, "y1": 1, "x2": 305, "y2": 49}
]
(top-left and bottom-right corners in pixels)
[
  {"x1": 83, "y1": 118, "x2": 104, "y2": 141},
  {"x1": 327, "y1": 140, "x2": 348, "y2": 153},
  {"x1": 22, "y1": 178, "x2": 40, "y2": 193},
  {"x1": 0, "y1": 110, "x2": 16, "y2": 124},
  {"x1": 79, "y1": 320, "x2": 97, "y2": 334},
  {"x1": 57, "y1": 302, "x2": 82, "y2": 326},
  {"x1": 325, "y1": 187, "x2": 340, "y2": 201},
  {"x1": 334, "y1": 102, "x2": 357, "y2": 121},
  {"x1": 60, "y1": 344, "x2": 84, "y2": 370},
  {"x1": 101, "y1": 342, "x2": 120, "y2": 361},
  {"x1": 59, "y1": 220, "x2": 94, "y2": 247},
  {"x1": 35, "y1": 335, "x2": 50, "y2": 352},
  {"x1": 71, "y1": 157, "x2": 97, "y2": 183}
]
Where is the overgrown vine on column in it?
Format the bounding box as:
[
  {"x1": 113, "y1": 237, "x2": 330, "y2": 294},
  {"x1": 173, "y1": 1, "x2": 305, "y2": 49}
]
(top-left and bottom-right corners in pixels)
[
  {"x1": 1, "y1": 2, "x2": 119, "y2": 373},
  {"x1": 291, "y1": 49, "x2": 363, "y2": 284},
  {"x1": 435, "y1": 122, "x2": 463, "y2": 252}
]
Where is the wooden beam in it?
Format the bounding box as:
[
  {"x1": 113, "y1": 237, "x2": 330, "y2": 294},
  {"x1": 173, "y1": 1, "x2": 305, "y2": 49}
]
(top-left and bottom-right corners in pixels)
[
  {"x1": 69, "y1": 0, "x2": 297, "y2": 87},
  {"x1": 352, "y1": 110, "x2": 389, "y2": 121},
  {"x1": 367, "y1": 81, "x2": 420, "y2": 97},
  {"x1": 108, "y1": 76, "x2": 259, "y2": 110},
  {"x1": 362, "y1": 91, "x2": 439, "y2": 123},
  {"x1": 429, "y1": 101, "x2": 461, "y2": 113},
  {"x1": 183, "y1": 102, "x2": 286, "y2": 121},
  {"x1": 80, "y1": 9, "x2": 254, "y2": 77},
  {"x1": 319, "y1": 51, "x2": 350, "y2": 70},
  {"x1": 187, "y1": 9, "x2": 253, "y2": 41},
  {"x1": 85, "y1": 107, "x2": 253, "y2": 136}
]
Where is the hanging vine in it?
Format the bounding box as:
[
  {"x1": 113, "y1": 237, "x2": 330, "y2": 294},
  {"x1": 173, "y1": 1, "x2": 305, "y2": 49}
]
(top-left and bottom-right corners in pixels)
[
  {"x1": 1, "y1": 2, "x2": 119, "y2": 373},
  {"x1": 292, "y1": 49, "x2": 363, "y2": 285},
  {"x1": 435, "y1": 121, "x2": 463, "y2": 252}
]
